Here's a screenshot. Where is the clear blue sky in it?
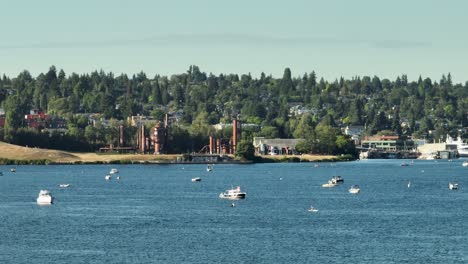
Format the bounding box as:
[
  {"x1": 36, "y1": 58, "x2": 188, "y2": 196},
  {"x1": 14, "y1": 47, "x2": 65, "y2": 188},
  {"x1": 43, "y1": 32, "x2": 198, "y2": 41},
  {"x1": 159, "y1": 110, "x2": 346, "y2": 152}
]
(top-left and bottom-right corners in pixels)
[{"x1": 1, "y1": 0, "x2": 467, "y2": 83}]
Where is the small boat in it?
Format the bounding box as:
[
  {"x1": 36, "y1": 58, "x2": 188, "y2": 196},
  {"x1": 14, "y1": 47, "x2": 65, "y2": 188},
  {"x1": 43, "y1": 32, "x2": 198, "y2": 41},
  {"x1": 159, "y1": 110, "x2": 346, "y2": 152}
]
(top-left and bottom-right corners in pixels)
[
  {"x1": 400, "y1": 163, "x2": 409, "y2": 167},
  {"x1": 37, "y1": 190, "x2": 53, "y2": 205},
  {"x1": 105, "y1": 175, "x2": 112, "y2": 180},
  {"x1": 321, "y1": 180, "x2": 337, "y2": 188},
  {"x1": 230, "y1": 203, "x2": 236, "y2": 207},
  {"x1": 349, "y1": 185, "x2": 360, "y2": 194},
  {"x1": 109, "y1": 168, "x2": 119, "y2": 174},
  {"x1": 463, "y1": 161, "x2": 468, "y2": 167},
  {"x1": 448, "y1": 182, "x2": 459, "y2": 190},
  {"x1": 314, "y1": 164, "x2": 320, "y2": 168},
  {"x1": 59, "y1": 184, "x2": 70, "y2": 188},
  {"x1": 206, "y1": 164, "x2": 213, "y2": 172},
  {"x1": 116, "y1": 176, "x2": 121, "y2": 180},
  {"x1": 331, "y1": 176, "x2": 344, "y2": 184},
  {"x1": 407, "y1": 181, "x2": 411, "y2": 188},
  {"x1": 219, "y1": 186, "x2": 246, "y2": 200},
  {"x1": 10, "y1": 168, "x2": 16, "y2": 172},
  {"x1": 308, "y1": 206, "x2": 318, "y2": 212},
  {"x1": 191, "y1": 177, "x2": 202, "y2": 182}
]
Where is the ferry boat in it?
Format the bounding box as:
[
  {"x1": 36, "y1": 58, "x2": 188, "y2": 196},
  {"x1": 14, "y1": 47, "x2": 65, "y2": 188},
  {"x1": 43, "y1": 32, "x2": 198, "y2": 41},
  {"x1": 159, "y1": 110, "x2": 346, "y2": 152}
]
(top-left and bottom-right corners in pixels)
[
  {"x1": 349, "y1": 185, "x2": 361, "y2": 194},
  {"x1": 219, "y1": 186, "x2": 246, "y2": 200},
  {"x1": 109, "y1": 168, "x2": 119, "y2": 174},
  {"x1": 37, "y1": 190, "x2": 54, "y2": 205}
]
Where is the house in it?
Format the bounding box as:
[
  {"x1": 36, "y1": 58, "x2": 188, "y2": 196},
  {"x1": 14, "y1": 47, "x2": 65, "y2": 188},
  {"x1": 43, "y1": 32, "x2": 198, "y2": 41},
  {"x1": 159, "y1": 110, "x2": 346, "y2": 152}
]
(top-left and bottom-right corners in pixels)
[{"x1": 253, "y1": 137, "x2": 303, "y2": 155}]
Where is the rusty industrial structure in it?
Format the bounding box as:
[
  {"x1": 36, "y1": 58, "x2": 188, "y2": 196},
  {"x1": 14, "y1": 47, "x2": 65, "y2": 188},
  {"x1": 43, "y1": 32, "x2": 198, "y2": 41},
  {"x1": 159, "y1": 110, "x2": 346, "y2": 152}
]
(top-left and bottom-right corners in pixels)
[
  {"x1": 207, "y1": 118, "x2": 241, "y2": 155},
  {"x1": 137, "y1": 113, "x2": 169, "y2": 154}
]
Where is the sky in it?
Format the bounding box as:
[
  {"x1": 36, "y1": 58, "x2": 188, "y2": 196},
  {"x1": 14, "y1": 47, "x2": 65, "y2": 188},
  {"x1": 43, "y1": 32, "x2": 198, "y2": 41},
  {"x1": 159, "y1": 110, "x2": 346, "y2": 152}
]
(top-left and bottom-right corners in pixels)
[{"x1": 1, "y1": 0, "x2": 467, "y2": 83}]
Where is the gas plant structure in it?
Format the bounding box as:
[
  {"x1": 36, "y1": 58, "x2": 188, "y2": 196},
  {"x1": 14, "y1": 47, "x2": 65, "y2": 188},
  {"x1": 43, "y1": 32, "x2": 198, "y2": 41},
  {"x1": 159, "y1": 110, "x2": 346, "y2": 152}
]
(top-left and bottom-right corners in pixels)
[
  {"x1": 136, "y1": 114, "x2": 169, "y2": 154},
  {"x1": 207, "y1": 118, "x2": 241, "y2": 155}
]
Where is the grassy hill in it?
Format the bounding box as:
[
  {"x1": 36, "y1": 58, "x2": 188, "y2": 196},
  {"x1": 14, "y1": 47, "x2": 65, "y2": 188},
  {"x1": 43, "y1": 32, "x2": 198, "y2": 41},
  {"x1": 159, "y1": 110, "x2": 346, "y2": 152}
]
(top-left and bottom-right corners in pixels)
[{"x1": 0, "y1": 141, "x2": 178, "y2": 164}]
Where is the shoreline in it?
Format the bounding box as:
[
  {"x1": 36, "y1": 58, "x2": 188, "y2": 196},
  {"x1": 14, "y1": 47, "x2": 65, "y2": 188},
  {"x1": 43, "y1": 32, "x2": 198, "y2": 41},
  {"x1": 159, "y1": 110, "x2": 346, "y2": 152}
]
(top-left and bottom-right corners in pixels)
[{"x1": 0, "y1": 141, "x2": 352, "y2": 165}]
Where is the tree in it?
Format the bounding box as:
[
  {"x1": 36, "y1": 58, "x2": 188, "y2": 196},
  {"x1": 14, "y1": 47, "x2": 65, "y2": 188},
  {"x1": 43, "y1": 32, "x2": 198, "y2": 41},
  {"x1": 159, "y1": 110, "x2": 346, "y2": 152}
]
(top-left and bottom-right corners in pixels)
[
  {"x1": 235, "y1": 139, "x2": 255, "y2": 160},
  {"x1": 3, "y1": 95, "x2": 24, "y2": 142}
]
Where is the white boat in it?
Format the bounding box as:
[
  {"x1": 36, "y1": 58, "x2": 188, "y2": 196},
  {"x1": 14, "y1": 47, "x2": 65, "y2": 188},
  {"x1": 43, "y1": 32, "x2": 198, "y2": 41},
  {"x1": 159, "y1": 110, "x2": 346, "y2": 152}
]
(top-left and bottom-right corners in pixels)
[
  {"x1": 105, "y1": 175, "x2": 112, "y2": 180},
  {"x1": 37, "y1": 190, "x2": 53, "y2": 205},
  {"x1": 219, "y1": 186, "x2": 246, "y2": 200},
  {"x1": 59, "y1": 184, "x2": 70, "y2": 188},
  {"x1": 349, "y1": 185, "x2": 360, "y2": 194},
  {"x1": 109, "y1": 168, "x2": 119, "y2": 174},
  {"x1": 407, "y1": 181, "x2": 411, "y2": 188},
  {"x1": 308, "y1": 206, "x2": 318, "y2": 212},
  {"x1": 448, "y1": 182, "x2": 459, "y2": 190},
  {"x1": 206, "y1": 164, "x2": 213, "y2": 172},
  {"x1": 321, "y1": 180, "x2": 337, "y2": 188},
  {"x1": 116, "y1": 176, "x2": 121, "y2": 180},
  {"x1": 10, "y1": 168, "x2": 16, "y2": 172},
  {"x1": 191, "y1": 177, "x2": 202, "y2": 182},
  {"x1": 462, "y1": 161, "x2": 468, "y2": 167}
]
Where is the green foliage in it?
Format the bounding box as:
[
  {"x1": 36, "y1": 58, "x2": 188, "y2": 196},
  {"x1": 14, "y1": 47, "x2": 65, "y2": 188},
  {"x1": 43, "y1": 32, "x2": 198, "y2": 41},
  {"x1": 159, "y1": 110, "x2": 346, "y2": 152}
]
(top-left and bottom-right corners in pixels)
[
  {"x1": 235, "y1": 140, "x2": 255, "y2": 161},
  {"x1": 0, "y1": 65, "x2": 466, "y2": 153}
]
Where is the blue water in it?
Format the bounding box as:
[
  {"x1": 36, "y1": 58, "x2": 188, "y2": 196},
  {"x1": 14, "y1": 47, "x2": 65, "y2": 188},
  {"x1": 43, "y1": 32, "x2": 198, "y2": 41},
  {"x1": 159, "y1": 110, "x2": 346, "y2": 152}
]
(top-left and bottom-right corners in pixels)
[{"x1": 0, "y1": 160, "x2": 467, "y2": 263}]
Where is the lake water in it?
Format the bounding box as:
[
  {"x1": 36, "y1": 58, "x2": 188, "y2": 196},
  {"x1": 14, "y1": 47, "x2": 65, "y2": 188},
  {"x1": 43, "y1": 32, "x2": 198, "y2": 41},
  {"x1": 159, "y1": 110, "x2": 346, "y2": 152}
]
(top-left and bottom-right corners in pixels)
[{"x1": 0, "y1": 160, "x2": 467, "y2": 263}]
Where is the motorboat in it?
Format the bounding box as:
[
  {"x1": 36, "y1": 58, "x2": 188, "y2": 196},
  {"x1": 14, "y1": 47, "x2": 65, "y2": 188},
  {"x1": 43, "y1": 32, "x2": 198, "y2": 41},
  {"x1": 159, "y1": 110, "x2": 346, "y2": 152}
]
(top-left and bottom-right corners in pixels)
[
  {"x1": 206, "y1": 164, "x2": 213, "y2": 172},
  {"x1": 191, "y1": 177, "x2": 202, "y2": 182},
  {"x1": 463, "y1": 161, "x2": 468, "y2": 167},
  {"x1": 407, "y1": 181, "x2": 411, "y2": 188},
  {"x1": 37, "y1": 190, "x2": 53, "y2": 205},
  {"x1": 105, "y1": 175, "x2": 112, "y2": 180},
  {"x1": 308, "y1": 206, "x2": 318, "y2": 212},
  {"x1": 321, "y1": 180, "x2": 337, "y2": 188},
  {"x1": 349, "y1": 185, "x2": 361, "y2": 194},
  {"x1": 109, "y1": 168, "x2": 119, "y2": 174},
  {"x1": 219, "y1": 186, "x2": 246, "y2": 200},
  {"x1": 331, "y1": 176, "x2": 344, "y2": 184},
  {"x1": 449, "y1": 182, "x2": 459, "y2": 190},
  {"x1": 59, "y1": 184, "x2": 70, "y2": 188},
  {"x1": 10, "y1": 168, "x2": 16, "y2": 172},
  {"x1": 116, "y1": 176, "x2": 121, "y2": 180},
  {"x1": 400, "y1": 163, "x2": 409, "y2": 167}
]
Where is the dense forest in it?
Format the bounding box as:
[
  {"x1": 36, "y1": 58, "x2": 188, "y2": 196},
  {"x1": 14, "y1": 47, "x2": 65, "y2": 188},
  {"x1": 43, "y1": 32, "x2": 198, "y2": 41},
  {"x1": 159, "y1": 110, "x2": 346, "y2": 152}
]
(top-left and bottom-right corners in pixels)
[{"x1": 0, "y1": 65, "x2": 466, "y2": 157}]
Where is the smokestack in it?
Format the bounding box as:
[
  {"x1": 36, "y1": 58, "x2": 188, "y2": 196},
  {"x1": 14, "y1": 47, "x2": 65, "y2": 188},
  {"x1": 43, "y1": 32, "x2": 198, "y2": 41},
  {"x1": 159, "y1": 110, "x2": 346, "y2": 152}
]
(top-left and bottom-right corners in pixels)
[
  {"x1": 140, "y1": 125, "x2": 146, "y2": 153},
  {"x1": 209, "y1": 136, "x2": 213, "y2": 154},
  {"x1": 164, "y1": 113, "x2": 168, "y2": 128},
  {"x1": 119, "y1": 125, "x2": 124, "y2": 146},
  {"x1": 232, "y1": 118, "x2": 237, "y2": 154},
  {"x1": 216, "y1": 139, "x2": 221, "y2": 154}
]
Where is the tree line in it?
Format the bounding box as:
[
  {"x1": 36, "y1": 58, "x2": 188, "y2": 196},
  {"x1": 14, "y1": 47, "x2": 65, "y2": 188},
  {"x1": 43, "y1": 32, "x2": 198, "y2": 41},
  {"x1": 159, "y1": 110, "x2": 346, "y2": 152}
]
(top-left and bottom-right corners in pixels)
[{"x1": 0, "y1": 65, "x2": 466, "y2": 157}]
